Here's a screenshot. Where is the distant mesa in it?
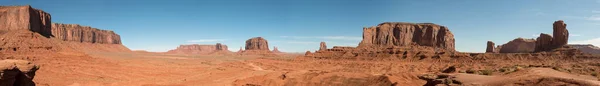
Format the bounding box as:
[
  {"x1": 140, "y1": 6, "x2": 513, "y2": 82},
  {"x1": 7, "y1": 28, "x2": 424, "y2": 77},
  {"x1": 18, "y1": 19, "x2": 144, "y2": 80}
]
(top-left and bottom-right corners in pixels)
[
  {"x1": 491, "y1": 20, "x2": 571, "y2": 53},
  {"x1": 167, "y1": 43, "x2": 230, "y2": 55},
  {"x1": 272, "y1": 46, "x2": 282, "y2": 53},
  {"x1": 308, "y1": 22, "x2": 456, "y2": 59},
  {"x1": 240, "y1": 37, "x2": 275, "y2": 56},
  {"x1": 0, "y1": 5, "x2": 129, "y2": 53},
  {"x1": 358, "y1": 22, "x2": 455, "y2": 51},
  {"x1": 52, "y1": 23, "x2": 122, "y2": 44},
  {"x1": 568, "y1": 44, "x2": 600, "y2": 54},
  {"x1": 245, "y1": 37, "x2": 270, "y2": 51}
]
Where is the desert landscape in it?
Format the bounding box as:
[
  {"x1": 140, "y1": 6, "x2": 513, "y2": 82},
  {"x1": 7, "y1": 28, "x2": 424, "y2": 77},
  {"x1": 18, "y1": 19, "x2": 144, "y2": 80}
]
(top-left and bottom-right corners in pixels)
[{"x1": 2, "y1": 3, "x2": 600, "y2": 86}]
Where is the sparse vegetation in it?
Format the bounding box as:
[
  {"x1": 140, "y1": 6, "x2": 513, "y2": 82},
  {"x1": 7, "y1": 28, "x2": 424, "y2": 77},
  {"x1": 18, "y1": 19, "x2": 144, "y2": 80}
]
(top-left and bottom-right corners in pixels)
[
  {"x1": 592, "y1": 72, "x2": 598, "y2": 77},
  {"x1": 466, "y1": 69, "x2": 476, "y2": 74},
  {"x1": 479, "y1": 69, "x2": 493, "y2": 75}
]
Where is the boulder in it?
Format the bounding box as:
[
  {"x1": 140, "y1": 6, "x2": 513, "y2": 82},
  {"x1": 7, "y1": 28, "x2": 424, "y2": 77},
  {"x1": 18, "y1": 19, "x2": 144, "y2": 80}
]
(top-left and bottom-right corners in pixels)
[
  {"x1": 498, "y1": 38, "x2": 536, "y2": 53},
  {"x1": 167, "y1": 43, "x2": 229, "y2": 54},
  {"x1": 0, "y1": 60, "x2": 39, "y2": 86},
  {"x1": 319, "y1": 42, "x2": 327, "y2": 51},
  {"x1": 0, "y1": 5, "x2": 52, "y2": 37},
  {"x1": 535, "y1": 33, "x2": 553, "y2": 52},
  {"x1": 51, "y1": 23, "x2": 122, "y2": 44},
  {"x1": 358, "y1": 22, "x2": 455, "y2": 51},
  {"x1": 486, "y1": 41, "x2": 495, "y2": 53},
  {"x1": 552, "y1": 20, "x2": 568, "y2": 47},
  {"x1": 245, "y1": 37, "x2": 269, "y2": 51}
]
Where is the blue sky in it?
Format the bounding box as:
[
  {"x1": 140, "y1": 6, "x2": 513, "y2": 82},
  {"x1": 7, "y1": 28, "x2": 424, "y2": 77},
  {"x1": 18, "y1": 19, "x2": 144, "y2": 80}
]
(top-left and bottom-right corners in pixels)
[{"x1": 2, "y1": 0, "x2": 600, "y2": 52}]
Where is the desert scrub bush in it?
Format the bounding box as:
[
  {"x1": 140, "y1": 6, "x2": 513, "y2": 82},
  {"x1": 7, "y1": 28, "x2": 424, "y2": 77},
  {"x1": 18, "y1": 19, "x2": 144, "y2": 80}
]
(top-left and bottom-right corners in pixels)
[
  {"x1": 466, "y1": 69, "x2": 476, "y2": 74},
  {"x1": 479, "y1": 69, "x2": 493, "y2": 75},
  {"x1": 592, "y1": 72, "x2": 598, "y2": 77}
]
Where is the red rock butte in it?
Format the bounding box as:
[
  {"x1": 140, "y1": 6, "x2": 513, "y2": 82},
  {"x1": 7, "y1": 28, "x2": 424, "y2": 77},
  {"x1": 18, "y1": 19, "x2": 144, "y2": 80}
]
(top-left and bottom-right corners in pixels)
[
  {"x1": 0, "y1": 5, "x2": 52, "y2": 37},
  {"x1": 359, "y1": 22, "x2": 455, "y2": 51},
  {"x1": 167, "y1": 43, "x2": 230, "y2": 54},
  {"x1": 490, "y1": 20, "x2": 570, "y2": 53},
  {"x1": 240, "y1": 37, "x2": 275, "y2": 56},
  {"x1": 51, "y1": 23, "x2": 122, "y2": 44}
]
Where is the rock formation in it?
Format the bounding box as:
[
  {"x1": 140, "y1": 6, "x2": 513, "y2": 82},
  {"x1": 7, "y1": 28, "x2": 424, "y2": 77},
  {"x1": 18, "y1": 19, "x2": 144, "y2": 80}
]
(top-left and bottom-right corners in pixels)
[
  {"x1": 495, "y1": 20, "x2": 570, "y2": 53},
  {"x1": 0, "y1": 5, "x2": 52, "y2": 37},
  {"x1": 237, "y1": 47, "x2": 243, "y2": 53},
  {"x1": 0, "y1": 60, "x2": 39, "y2": 86},
  {"x1": 568, "y1": 44, "x2": 600, "y2": 54},
  {"x1": 241, "y1": 37, "x2": 275, "y2": 56},
  {"x1": 51, "y1": 23, "x2": 122, "y2": 44},
  {"x1": 535, "y1": 33, "x2": 553, "y2": 52},
  {"x1": 167, "y1": 43, "x2": 229, "y2": 54},
  {"x1": 307, "y1": 22, "x2": 457, "y2": 59},
  {"x1": 319, "y1": 42, "x2": 327, "y2": 51},
  {"x1": 553, "y1": 20, "x2": 568, "y2": 47},
  {"x1": 486, "y1": 41, "x2": 495, "y2": 53},
  {"x1": 358, "y1": 22, "x2": 455, "y2": 51},
  {"x1": 245, "y1": 37, "x2": 269, "y2": 51},
  {"x1": 272, "y1": 47, "x2": 282, "y2": 53},
  {"x1": 498, "y1": 38, "x2": 536, "y2": 53}
]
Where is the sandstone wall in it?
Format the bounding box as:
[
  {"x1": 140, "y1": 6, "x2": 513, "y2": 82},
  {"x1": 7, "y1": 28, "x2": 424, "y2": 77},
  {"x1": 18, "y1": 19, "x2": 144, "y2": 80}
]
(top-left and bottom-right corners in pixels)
[
  {"x1": 0, "y1": 5, "x2": 52, "y2": 37},
  {"x1": 498, "y1": 38, "x2": 536, "y2": 53},
  {"x1": 245, "y1": 37, "x2": 269, "y2": 51},
  {"x1": 167, "y1": 43, "x2": 228, "y2": 54},
  {"x1": 358, "y1": 22, "x2": 455, "y2": 51},
  {"x1": 51, "y1": 23, "x2": 122, "y2": 44}
]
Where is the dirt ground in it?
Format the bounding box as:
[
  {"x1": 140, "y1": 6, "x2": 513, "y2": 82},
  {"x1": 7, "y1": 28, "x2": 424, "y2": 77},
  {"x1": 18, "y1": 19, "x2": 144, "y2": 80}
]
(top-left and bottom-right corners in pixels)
[{"x1": 20, "y1": 50, "x2": 600, "y2": 86}]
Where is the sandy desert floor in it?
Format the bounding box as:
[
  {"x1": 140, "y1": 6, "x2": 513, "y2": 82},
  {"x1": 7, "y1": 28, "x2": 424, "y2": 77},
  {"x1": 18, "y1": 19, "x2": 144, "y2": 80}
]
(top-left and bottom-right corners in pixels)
[{"x1": 22, "y1": 50, "x2": 600, "y2": 86}]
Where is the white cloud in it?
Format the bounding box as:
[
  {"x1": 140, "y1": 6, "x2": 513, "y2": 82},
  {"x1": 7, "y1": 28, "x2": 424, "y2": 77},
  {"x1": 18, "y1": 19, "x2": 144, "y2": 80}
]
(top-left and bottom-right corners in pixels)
[
  {"x1": 285, "y1": 41, "x2": 319, "y2": 44},
  {"x1": 534, "y1": 12, "x2": 546, "y2": 16},
  {"x1": 570, "y1": 37, "x2": 600, "y2": 46},
  {"x1": 279, "y1": 36, "x2": 362, "y2": 41},
  {"x1": 318, "y1": 36, "x2": 362, "y2": 41},
  {"x1": 588, "y1": 15, "x2": 600, "y2": 21},
  {"x1": 186, "y1": 39, "x2": 225, "y2": 43},
  {"x1": 571, "y1": 34, "x2": 583, "y2": 37}
]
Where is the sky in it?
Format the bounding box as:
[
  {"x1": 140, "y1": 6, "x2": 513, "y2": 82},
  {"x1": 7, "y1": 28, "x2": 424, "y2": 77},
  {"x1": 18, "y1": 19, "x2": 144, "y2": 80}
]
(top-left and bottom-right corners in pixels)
[{"x1": 2, "y1": 0, "x2": 600, "y2": 53}]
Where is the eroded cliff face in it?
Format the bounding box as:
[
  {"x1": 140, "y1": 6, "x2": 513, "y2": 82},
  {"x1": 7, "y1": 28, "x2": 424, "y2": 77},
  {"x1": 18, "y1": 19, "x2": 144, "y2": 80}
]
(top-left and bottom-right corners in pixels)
[
  {"x1": 306, "y1": 22, "x2": 457, "y2": 59},
  {"x1": 167, "y1": 43, "x2": 229, "y2": 54},
  {"x1": 51, "y1": 23, "x2": 122, "y2": 44},
  {"x1": 0, "y1": 5, "x2": 52, "y2": 37},
  {"x1": 245, "y1": 37, "x2": 269, "y2": 51},
  {"x1": 359, "y1": 22, "x2": 455, "y2": 51},
  {"x1": 497, "y1": 38, "x2": 536, "y2": 53}
]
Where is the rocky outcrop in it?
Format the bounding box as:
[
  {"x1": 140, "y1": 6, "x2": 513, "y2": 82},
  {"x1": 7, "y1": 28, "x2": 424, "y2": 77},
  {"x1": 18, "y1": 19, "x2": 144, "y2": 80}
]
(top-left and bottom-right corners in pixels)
[
  {"x1": 358, "y1": 22, "x2": 455, "y2": 51},
  {"x1": 245, "y1": 37, "x2": 269, "y2": 51},
  {"x1": 486, "y1": 41, "x2": 495, "y2": 53},
  {"x1": 496, "y1": 20, "x2": 570, "y2": 53},
  {"x1": 272, "y1": 47, "x2": 282, "y2": 53},
  {"x1": 568, "y1": 44, "x2": 600, "y2": 54},
  {"x1": 0, "y1": 60, "x2": 39, "y2": 86},
  {"x1": 553, "y1": 20, "x2": 568, "y2": 47},
  {"x1": 498, "y1": 38, "x2": 536, "y2": 53},
  {"x1": 535, "y1": 33, "x2": 553, "y2": 52},
  {"x1": 166, "y1": 43, "x2": 229, "y2": 54},
  {"x1": 51, "y1": 23, "x2": 122, "y2": 44},
  {"x1": 306, "y1": 22, "x2": 457, "y2": 59},
  {"x1": 319, "y1": 42, "x2": 327, "y2": 51},
  {"x1": 241, "y1": 37, "x2": 275, "y2": 56},
  {"x1": 0, "y1": 5, "x2": 52, "y2": 37}
]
